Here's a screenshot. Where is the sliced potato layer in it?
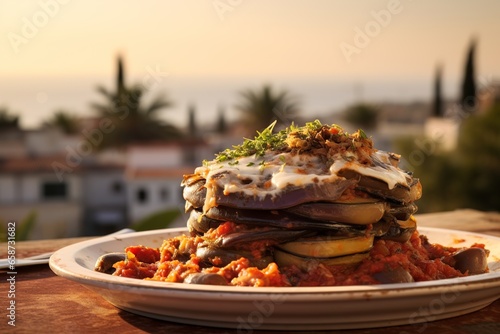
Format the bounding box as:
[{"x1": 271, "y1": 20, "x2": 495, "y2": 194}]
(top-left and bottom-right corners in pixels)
[
  {"x1": 398, "y1": 215, "x2": 417, "y2": 229},
  {"x1": 287, "y1": 200, "x2": 386, "y2": 225},
  {"x1": 277, "y1": 234, "x2": 374, "y2": 258},
  {"x1": 274, "y1": 248, "x2": 369, "y2": 271}
]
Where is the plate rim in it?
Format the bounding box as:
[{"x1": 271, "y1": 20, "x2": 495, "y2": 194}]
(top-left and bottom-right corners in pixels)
[{"x1": 48, "y1": 226, "x2": 500, "y2": 330}]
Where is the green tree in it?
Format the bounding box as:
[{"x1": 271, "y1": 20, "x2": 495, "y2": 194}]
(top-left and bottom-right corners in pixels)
[
  {"x1": 0, "y1": 107, "x2": 20, "y2": 130},
  {"x1": 131, "y1": 208, "x2": 182, "y2": 231},
  {"x1": 236, "y1": 84, "x2": 299, "y2": 132},
  {"x1": 455, "y1": 102, "x2": 500, "y2": 210},
  {"x1": 43, "y1": 110, "x2": 81, "y2": 134},
  {"x1": 460, "y1": 38, "x2": 477, "y2": 115},
  {"x1": 91, "y1": 56, "x2": 182, "y2": 149},
  {"x1": 395, "y1": 101, "x2": 500, "y2": 213},
  {"x1": 1, "y1": 211, "x2": 37, "y2": 242},
  {"x1": 344, "y1": 103, "x2": 378, "y2": 129}
]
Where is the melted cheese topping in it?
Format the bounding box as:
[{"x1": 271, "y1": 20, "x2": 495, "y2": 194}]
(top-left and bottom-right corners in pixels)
[
  {"x1": 196, "y1": 152, "x2": 338, "y2": 200},
  {"x1": 196, "y1": 148, "x2": 410, "y2": 206},
  {"x1": 330, "y1": 151, "x2": 410, "y2": 190}
]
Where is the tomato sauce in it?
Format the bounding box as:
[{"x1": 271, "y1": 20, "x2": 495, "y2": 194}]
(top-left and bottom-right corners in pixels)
[{"x1": 112, "y1": 229, "x2": 487, "y2": 287}]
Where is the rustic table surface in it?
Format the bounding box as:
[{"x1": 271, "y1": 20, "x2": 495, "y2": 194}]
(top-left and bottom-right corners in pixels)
[{"x1": 1, "y1": 209, "x2": 500, "y2": 334}]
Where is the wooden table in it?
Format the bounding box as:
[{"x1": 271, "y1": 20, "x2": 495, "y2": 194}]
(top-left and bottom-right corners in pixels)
[{"x1": 2, "y1": 209, "x2": 500, "y2": 333}]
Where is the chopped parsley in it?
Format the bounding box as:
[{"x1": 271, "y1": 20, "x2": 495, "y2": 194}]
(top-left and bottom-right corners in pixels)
[
  {"x1": 357, "y1": 128, "x2": 368, "y2": 139},
  {"x1": 204, "y1": 120, "x2": 372, "y2": 166},
  {"x1": 212, "y1": 121, "x2": 287, "y2": 163}
]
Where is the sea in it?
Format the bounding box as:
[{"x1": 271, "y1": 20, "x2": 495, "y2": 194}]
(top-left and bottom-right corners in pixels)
[{"x1": 0, "y1": 75, "x2": 448, "y2": 131}]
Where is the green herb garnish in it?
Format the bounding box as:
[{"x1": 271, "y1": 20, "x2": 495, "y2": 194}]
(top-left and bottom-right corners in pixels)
[
  {"x1": 213, "y1": 121, "x2": 288, "y2": 163},
  {"x1": 204, "y1": 120, "x2": 371, "y2": 166},
  {"x1": 358, "y1": 129, "x2": 368, "y2": 139}
]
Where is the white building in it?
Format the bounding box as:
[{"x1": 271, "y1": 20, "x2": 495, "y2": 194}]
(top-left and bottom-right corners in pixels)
[
  {"x1": 0, "y1": 155, "x2": 83, "y2": 239},
  {"x1": 124, "y1": 142, "x2": 211, "y2": 226},
  {"x1": 0, "y1": 127, "x2": 128, "y2": 239},
  {"x1": 0, "y1": 123, "x2": 239, "y2": 238},
  {"x1": 80, "y1": 164, "x2": 128, "y2": 235},
  {"x1": 424, "y1": 117, "x2": 460, "y2": 151}
]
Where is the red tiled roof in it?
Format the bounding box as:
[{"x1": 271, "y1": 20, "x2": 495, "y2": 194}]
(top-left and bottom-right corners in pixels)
[
  {"x1": 125, "y1": 166, "x2": 194, "y2": 179},
  {"x1": 0, "y1": 155, "x2": 124, "y2": 174},
  {"x1": 126, "y1": 138, "x2": 209, "y2": 150}
]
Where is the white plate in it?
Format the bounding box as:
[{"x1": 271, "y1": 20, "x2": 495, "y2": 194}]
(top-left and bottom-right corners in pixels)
[{"x1": 49, "y1": 227, "x2": 500, "y2": 330}]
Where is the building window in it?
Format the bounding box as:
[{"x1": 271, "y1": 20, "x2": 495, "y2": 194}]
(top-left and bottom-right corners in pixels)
[
  {"x1": 42, "y1": 181, "x2": 67, "y2": 199},
  {"x1": 136, "y1": 188, "x2": 148, "y2": 203},
  {"x1": 111, "y1": 181, "x2": 123, "y2": 194},
  {"x1": 159, "y1": 187, "x2": 170, "y2": 201}
]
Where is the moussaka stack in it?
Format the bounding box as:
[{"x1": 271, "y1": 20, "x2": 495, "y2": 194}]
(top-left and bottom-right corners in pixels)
[{"x1": 182, "y1": 120, "x2": 422, "y2": 271}]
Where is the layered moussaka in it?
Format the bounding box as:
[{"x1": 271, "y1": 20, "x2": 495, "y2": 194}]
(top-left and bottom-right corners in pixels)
[{"x1": 99, "y1": 121, "x2": 489, "y2": 286}]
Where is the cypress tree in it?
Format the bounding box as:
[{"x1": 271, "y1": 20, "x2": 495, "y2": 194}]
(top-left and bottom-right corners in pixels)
[
  {"x1": 188, "y1": 104, "x2": 197, "y2": 135},
  {"x1": 433, "y1": 64, "x2": 444, "y2": 117},
  {"x1": 216, "y1": 105, "x2": 227, "y2": 134},
  {"x1": 117, "y1": 55, "x2": 125, "y2": 94},
  {"x1": 460, "y1": 39, "x2": 477, "y2": 115}
]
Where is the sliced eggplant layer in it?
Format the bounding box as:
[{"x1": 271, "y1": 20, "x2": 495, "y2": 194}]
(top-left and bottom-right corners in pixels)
[
  {"x1": 380, "y1": 215, "x2": 417, "y2": 243},
  {"x1": 277, "y1": 234, "x2": 374, "y2": 258},
  {"x1": 182, "y1": 176, "x2": 206, "y2": 209},
  {"x1": 206, "y1": 206, "x2": 369, "y2": 234},
  {"x1": 370, "y1": 218, "x2": 393, "y2": 237},
  {"x1": 216, "y1": 229, "x2": 314, "y2": 248},
  {"x1": 181, "y1": 173, "x2": 205, "y2": 187},
  {"x1": 286, "y1": 201, "x2": 386, "y2": 225},
  {"x1": 274, "y1": 248, "x2": 369, "y2": 271},
  {"x1": 337, "y1": 169, "x2": 422, "y2": 205},
  {"x1": 208, "y1": 177, "x2": 358, "y2": 210},
  {"x1": 388, "y1": 203, "x2": 418, "y2": 221},
  {"x1": 187, "y1": 209, "x2": 223, "y2": 234}
]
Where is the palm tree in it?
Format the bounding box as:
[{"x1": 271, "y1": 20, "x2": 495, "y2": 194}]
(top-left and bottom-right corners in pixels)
[
  {"x1": 43, "y1": 110, "x2": 81, "y2": 134},
  {"x1": 90, "y1": 56, "x2": 182, "y2": 149},
  {"x1": 236, "y1": 84, "x2": 299, "y2": 133}
]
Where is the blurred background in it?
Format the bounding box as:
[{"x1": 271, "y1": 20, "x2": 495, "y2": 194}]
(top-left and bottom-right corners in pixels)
[{"x1": 1, "y1": 0, "x2": 499, "y2": 240}]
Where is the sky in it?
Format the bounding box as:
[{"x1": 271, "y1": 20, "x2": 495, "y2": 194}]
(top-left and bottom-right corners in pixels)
[{"x1": 1, "y1": 0, "x2": 500, "y2": 129}]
